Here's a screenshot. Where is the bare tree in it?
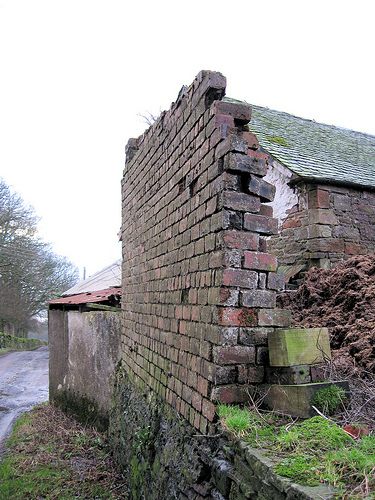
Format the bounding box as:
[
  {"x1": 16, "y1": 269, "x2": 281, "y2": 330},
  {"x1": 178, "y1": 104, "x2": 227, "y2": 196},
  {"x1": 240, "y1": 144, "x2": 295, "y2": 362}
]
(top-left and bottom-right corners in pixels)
[{"x1": 0, "y1": 179, "x2": 78, "y2": 335}]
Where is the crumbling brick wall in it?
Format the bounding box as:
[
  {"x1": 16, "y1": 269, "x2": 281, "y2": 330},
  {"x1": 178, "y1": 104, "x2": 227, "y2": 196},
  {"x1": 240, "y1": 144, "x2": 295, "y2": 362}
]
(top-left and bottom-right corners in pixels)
[
  {"x1": 121, "y1": 71, "x2": 289, "y2": 432},
  {"x1": 268, "y1": 179, "x2": 375, "y2": 270}
]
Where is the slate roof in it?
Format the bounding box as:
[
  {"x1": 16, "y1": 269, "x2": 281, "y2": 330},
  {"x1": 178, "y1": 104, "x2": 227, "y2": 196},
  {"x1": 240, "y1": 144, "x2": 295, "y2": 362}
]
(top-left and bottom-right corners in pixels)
[{"x1": 225, "y1": 98, "x2": 375, "y2": 189}]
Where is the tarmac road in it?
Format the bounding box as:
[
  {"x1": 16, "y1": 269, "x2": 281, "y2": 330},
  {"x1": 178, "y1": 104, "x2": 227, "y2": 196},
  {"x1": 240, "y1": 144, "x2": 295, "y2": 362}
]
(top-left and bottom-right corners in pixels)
[{"x1": 0, "y1": 346, "x2": 49, "y2": 453}]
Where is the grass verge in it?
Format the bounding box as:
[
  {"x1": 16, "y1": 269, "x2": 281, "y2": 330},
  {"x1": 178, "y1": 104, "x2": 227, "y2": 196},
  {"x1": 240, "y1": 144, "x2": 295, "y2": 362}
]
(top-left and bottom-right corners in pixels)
[
  {"x1": 0, "y1": 404, "x2": 127, "y2": 499},
  {"x1": 218, "y1": 405, "x2": 375, "y2": 498},
  {"x1": 0, "y1": 332, "x2": 46, "y2": 354}
]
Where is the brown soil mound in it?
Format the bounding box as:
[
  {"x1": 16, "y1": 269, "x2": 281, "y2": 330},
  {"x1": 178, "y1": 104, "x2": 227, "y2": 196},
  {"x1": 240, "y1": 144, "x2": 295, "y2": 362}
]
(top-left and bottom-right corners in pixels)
[{"x1": 281, "y1": 255, "x2": 375, "y2": 375}]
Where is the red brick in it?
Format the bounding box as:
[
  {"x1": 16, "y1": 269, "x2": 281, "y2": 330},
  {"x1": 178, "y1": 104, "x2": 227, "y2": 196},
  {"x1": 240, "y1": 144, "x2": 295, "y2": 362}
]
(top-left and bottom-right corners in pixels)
[
  {"x1": 258, "y1": 309, "x2": 291, "y2": 327},
  {"x1": 267, "y1": 272, "x2": 285, "y2": 291},
  {"x1": 202, "y1": 398, "x2": 216, "y2": 421},
  {"x1": 222, "y1": 230, "x2": 259, "y2": 250},
  {"x1": 241, "y1": 290, "x2": 276, "y2": 308},
  {"x1": 240, "y1": 131, "x2": 259, "y2": 150},
  {"x1": 223, "y1": 152, "x2": 268, "y2": 177},
  {"x1": 244, "y1": 213, "x2": 278, "y2": 235},
  {"x1": 222, "y1": 269, "x2": 257, "y2": 288},
  {"x1": 217, "y1": 307, "x2": 258, "y2": 327},
  {"x1": 218, "y1": 287, "x2": 239, "y2": 306},
  {"x1": 221, "y1": 190, "x2": 261, "y2": 213},
  {"x1": 211, "y1": 385, "x2": 249, "y2": 403},
  {"x1": 213, "y1": 100, "x2": 252, "y2": 124},
  {"x1": 259, "y1": 204, "x2": 273, "y2": 217},
  {"x1": 213, "y1": 345, "x2": 255, "y2": 365},
  {"x1": 197, "y1": 376, "x2": 209, "y2": 397},
  {"x1": 244, "y1": 251, "x2": 278, "y2": 271},
  {"x1": 247, "y1": 176, "x2": 275, "y2": 202},
  {"x1": 238, "y1": 365, "x2": 265, "y2": 383},
  {"x1": 215, "y1": 134, "x2": 248, "y2": 159},
  {"x1": 191, "y1": 391, "x2": 202, "y2": 411}
]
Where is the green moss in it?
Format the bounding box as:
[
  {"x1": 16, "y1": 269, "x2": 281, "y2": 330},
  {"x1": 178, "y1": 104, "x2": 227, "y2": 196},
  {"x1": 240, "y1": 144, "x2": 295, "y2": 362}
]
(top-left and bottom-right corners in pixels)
[
  {"x1": 219, "y1": 407, "x2": 374, "y2": 495},
  {"x1": 266, "y1": 135, "x2": 289, "y2": 147},
  {"x1": 51, "y1": 390, "x2": 108, "y2": 431},
  {"x1": 311, "y1": 385, "x2": 347, "y2": 415},
  {"x1": 275, "y1": 455, "x2": 321, "y2": 486}
]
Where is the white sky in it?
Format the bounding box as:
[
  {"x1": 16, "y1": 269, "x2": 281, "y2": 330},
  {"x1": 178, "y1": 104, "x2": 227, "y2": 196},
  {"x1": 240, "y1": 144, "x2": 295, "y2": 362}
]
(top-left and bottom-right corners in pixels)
[{"x1": 1, "y1": 0, "x2": 374, "y2": 278}]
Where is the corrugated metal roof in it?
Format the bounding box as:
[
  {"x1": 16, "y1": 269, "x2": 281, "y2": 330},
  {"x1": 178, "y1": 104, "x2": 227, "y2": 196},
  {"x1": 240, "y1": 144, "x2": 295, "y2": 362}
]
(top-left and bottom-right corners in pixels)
[
  {"x1": 225, "y1": 98, "x2": 375, "y2": 189},
  {"x1": 49, "y1": 287, "x2": 121, "y2": 306},
  {"x1": 63, "y1": 260, "x2": 121, "y2": 296}
]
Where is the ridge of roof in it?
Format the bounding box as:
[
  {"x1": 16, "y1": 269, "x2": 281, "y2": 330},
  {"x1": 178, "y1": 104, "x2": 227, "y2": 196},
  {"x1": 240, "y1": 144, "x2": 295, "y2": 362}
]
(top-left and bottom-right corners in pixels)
[{"x1": 223, "y1": 97, "x2": 375, "y2": 189}]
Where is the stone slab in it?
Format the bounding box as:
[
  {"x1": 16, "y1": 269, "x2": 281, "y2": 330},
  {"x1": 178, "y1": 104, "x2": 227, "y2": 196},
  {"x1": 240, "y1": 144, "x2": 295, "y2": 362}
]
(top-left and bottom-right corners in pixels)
[
  {"x1": 262, "y1": 381, "x2": 350, "y2": 418},
  {"x1": 268, "y1": 328, "x2": 331, "y2": 367}
]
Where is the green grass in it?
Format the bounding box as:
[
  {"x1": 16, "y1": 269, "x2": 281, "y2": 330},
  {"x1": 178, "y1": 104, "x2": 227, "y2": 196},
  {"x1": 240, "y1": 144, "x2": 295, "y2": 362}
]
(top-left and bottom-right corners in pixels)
[
  {"x1": 0, "y1": 332, "x2": 46, "y2": 352},
  {"x1": 0, "y1": 404, "x2": 126, "y2": 499},
  {"x1": 218, "y1": 405, "x2": 375, "y2": 497},
  {"x1": 311, "y1": 385, "x2": 347, "y2": 415}
]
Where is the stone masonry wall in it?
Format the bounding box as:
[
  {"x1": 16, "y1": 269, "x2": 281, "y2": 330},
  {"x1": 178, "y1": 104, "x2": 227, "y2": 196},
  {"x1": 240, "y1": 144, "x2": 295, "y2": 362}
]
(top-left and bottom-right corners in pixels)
[
  {"x1": 268, "y1": 180, "x2": 375, "y2": 270},
  {"x1": 121, "y1": 71, "x2": 290, "y2": 433}
]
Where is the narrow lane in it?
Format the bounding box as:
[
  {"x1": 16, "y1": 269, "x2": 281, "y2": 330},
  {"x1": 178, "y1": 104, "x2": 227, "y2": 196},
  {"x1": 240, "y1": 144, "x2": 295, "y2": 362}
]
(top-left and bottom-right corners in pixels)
[{"x1": 0, "y1": 347, "x2": 49, "y2": 452}]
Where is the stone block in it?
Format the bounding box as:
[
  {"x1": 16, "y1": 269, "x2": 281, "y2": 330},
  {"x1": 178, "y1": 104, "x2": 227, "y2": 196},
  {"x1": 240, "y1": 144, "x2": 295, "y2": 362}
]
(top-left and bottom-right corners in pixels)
[
  {"x1": 308, "y1": 209, "x2": 338, "y2": 225},
  {"x1": 268, "y1": 328, "x2": 331, "y2": 367},
  {"x1": 265, "y1": 365, "x2": 312, "y2": 384},
  {"x1": 308, "y1": 188, "x2": 330, "y2": 209},
  {"x1": 262, "y1": 381, "x2": 349, "y2": 418}
]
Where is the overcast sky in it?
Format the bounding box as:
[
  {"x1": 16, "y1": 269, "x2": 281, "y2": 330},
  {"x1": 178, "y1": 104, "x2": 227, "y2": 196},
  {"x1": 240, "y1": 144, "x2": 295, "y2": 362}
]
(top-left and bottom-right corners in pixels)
[{"x1": 1, "y1": 0, "x2": 374, "y2": 279}]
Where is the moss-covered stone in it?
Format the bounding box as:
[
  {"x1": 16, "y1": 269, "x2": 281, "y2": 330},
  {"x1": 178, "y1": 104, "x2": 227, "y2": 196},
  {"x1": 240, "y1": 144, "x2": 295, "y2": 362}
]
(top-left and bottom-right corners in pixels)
[{"x1": 108, "y1": 364, "x2": 336, "y2": 499}]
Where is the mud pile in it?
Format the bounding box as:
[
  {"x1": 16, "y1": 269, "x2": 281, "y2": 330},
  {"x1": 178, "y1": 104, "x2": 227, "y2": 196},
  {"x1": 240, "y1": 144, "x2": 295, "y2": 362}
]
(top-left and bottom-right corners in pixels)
[{"x1": 281, "y1": 255, "x2": 375, "y2": 375}]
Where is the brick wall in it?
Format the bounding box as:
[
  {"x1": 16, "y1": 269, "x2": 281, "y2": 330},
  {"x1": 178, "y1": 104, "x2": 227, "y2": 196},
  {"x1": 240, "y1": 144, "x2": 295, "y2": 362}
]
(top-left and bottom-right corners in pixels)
[
  {"x1": 269, "y1": 179, "x2": 375, "y2": 270},
  {"x1": 121, "y1": 71, "x2": 289, "y2": 432}
]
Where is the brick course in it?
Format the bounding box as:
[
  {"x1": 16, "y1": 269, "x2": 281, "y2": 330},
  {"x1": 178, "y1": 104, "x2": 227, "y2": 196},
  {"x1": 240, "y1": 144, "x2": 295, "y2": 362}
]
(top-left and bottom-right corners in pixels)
[{"x1": 122, "y1": 71, "x2": 285, "y2": 431}]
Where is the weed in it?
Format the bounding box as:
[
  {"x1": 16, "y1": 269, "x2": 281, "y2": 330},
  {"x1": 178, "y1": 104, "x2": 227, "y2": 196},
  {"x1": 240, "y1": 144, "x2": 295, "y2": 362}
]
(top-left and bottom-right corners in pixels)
[
  {"x1": 312, "y1": 385, "x2": 347, "y2": 415},
  {"x1": 0, "y1": 404, "x2": 127, "y2": 498}
]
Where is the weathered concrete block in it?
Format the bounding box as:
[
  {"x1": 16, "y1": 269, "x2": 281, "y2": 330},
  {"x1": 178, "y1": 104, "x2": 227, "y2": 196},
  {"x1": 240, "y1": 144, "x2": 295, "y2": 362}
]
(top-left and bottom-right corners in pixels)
[
  {"x1": 268, "y1": 328, "x2": 331, "y2": 367},
  {"x1": 262, "y1": 381, "x2": 349, "y2": 418},
  {"x1": 265, "y1": 365, "x2": 312, "y2": 385}
]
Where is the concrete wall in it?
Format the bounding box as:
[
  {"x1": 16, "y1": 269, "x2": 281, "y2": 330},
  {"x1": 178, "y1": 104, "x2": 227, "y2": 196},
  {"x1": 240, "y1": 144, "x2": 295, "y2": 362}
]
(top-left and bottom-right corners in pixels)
[
  {"x1": 49, "y1": 309, "x2": 121, "y2": 427},
  {"x1": 266, "y1": 161, "x2": 375, "y2": 270}
]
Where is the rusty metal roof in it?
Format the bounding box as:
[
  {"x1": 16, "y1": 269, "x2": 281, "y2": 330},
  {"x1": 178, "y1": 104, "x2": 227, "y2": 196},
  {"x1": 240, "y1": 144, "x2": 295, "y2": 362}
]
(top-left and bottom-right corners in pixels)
[{"x1": 49, "y1": 287, "x2": 121, "y2": 306}]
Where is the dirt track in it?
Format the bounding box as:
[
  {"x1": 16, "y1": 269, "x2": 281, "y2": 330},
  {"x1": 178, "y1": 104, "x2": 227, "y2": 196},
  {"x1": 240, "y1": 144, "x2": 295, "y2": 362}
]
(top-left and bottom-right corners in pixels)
[{"x1": 0, "y1": 347, "x2": 49, "y2": 452}]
